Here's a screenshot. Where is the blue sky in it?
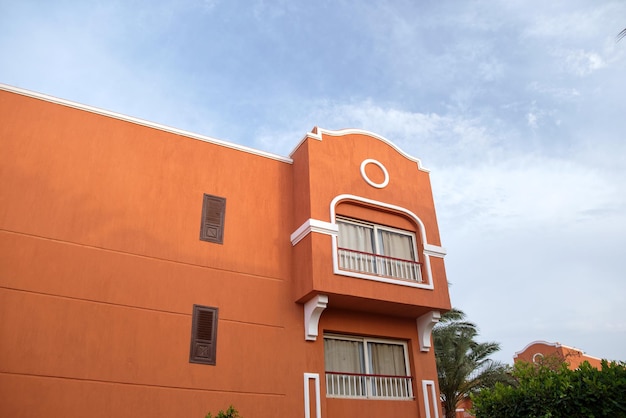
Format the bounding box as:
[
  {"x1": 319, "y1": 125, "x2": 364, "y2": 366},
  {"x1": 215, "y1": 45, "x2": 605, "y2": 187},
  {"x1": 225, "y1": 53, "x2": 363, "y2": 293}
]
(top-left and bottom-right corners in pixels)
[{"x1": 2, "y1": 0, "x2": 625, "y2": 364}]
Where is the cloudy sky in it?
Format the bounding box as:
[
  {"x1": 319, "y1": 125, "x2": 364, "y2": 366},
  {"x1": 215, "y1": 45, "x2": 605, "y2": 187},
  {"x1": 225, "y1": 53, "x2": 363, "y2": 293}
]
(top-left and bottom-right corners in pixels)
[{"x1": 2, "y1": 0, "x2": 625, "y2": 364}]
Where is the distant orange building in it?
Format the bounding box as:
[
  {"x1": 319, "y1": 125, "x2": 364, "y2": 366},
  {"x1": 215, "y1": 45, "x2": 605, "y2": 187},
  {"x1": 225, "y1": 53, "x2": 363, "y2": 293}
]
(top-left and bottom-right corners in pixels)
[
  {"x1": 514, "y1": 341, "x2": 603, "y2": 370},
  {"x1": 0, "y1": 84, "x2": 452, "y2": 418}
]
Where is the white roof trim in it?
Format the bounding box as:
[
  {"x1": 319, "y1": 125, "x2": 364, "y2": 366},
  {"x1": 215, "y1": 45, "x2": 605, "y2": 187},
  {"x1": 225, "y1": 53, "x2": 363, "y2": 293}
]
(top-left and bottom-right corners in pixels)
[
  {"x1": 289, "y1": 127, "x2": 429, "y2": 172},
  {"x1": 1, "y1": 85, "x2": 433, "y2": 171},
  {"x1": 513, "y1": 340, "x2": 601, "y2": 360},
  {"x1": 514, "y1": 340, "x2": 561, "y2": 358},
  {"x1": 0, "y1": 83, "x2": 292, "y2": 163},
  {"x1": 424, "y1": 243, "x2": 447, "y2": 258}
]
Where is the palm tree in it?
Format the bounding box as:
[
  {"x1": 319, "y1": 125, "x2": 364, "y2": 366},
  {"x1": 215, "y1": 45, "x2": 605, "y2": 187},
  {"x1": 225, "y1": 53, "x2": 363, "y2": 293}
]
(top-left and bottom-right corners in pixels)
[
  {"x1": 433, "y1": 309, "x2": 513, "y2": 418},
  {"x1": 618, "y1": 28, "x2": 626, "y2": 42}
]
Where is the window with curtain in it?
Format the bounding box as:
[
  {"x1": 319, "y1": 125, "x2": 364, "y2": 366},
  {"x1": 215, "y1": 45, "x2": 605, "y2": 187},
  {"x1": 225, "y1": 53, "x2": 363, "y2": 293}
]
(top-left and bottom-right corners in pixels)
[
  {"x1": 368, "y1": 341, "x2": 407, "y2": 376},
  {"x1": 336, "y1": 217, "x2": 421, "y2": 281},
  {"x1": 324, "y1": 335, "x2": 413, "y2": 399}
]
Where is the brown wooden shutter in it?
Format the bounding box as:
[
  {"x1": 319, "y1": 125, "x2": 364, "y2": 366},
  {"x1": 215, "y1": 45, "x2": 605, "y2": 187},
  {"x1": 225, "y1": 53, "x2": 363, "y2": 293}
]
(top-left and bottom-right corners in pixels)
[
  {"x1": 200, "y1": 194, "x2": 226, "y2": 244},
  {"x1": 189, "y1": 305, "x2": 218, "y2": 365}
]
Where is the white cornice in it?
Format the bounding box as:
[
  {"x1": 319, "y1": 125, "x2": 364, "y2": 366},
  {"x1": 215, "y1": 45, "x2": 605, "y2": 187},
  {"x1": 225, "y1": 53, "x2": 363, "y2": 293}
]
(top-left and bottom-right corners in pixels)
[
  {"x1": 0, "y1": 83, "x2": 292, "y2": 164},
  {"x1": 423, "y1": 244, "x2": 447, "y2": 258},
  {"x1": 291, "y1": 219, "x2": 338, "y2": 246},
  {"x1": 513, "y1": 340, "x2": 601, "y2": 360},
  {"x1": 289, "y1": 127, "x2": 429, "y2": 172}
]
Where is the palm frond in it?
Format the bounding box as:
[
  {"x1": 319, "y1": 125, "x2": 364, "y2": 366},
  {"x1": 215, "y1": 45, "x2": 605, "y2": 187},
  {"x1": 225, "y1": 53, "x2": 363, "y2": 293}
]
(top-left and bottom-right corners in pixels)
[
  {"x1": 618, "y1": 28, "x2": 626, "y2": 43},
  {"x1": 434, "y1": 308, "x2": 513, "y2": 418}
]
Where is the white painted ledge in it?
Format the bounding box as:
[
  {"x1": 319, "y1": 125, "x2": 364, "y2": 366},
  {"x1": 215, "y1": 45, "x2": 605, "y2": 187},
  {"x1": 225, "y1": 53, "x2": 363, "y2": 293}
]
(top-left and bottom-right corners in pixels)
[{"x1": 291, "y1": 219, "x2": 338, "y2": 246}]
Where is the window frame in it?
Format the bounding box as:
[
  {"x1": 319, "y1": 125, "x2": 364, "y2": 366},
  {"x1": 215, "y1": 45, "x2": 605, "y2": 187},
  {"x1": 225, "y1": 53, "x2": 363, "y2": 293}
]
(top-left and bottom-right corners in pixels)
[
  {"x1": 324, "y1": 334, "x2": 414, "y2": 399},
  {"x1": 335, "y1": 216, "x2": 423, "y2": 284},
  {"x1": 199, "y1": 194, "x2": 226, "y2": 244},
  {"x1": 336, "y1": 216, "x2": 419, "y2": 262},
  {"x1": 189, "y1": 304, "x2": 219, "y2": 365},
  {"x1": 330, "y1": 194, "x2": 441, "y2": 290}
]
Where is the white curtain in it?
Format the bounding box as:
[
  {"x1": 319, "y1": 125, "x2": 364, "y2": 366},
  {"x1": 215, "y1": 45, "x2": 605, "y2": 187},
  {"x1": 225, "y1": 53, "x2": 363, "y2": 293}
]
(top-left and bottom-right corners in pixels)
[
  {"x1": 378, "y1": 230, "x2": 414, "y2": 261},
  {"x1": 368, "y1": 342, "x2": 407, "y2": 376},
  {"x1": 337, "y1": 222, "x2": 374, "y2": 253},
  {"x1": 324, "y1": 338, "x2": 364, "y2": 373}
]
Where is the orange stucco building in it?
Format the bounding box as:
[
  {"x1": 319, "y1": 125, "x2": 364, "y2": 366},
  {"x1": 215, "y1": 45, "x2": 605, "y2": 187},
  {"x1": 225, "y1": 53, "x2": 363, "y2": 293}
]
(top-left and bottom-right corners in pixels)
[
  {"x1": 0, "y1": 84, "x2": 451, "y2": 418},
  {"x1": 514, "y1": 341, "x2": 603, "y2": 370}
]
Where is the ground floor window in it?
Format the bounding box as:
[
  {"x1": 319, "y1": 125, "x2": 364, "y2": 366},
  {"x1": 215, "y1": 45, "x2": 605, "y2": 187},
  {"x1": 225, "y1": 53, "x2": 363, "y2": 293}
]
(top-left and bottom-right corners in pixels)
[{"x1": 324, "y1": 335, "x2": 414, "y2": 399}]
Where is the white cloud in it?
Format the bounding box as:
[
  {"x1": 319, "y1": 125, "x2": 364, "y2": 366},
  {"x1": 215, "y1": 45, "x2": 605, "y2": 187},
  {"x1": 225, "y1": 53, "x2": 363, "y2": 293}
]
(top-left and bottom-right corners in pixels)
[
  {"x1": 563, "y1": 49, "x2": 607, "y2": 76},
  {"x1": 478, "y1": 58, "x2": 505, "y2": 82},
  {"x1": 437, "y1": 158, "x2": 622, "y2": 230},
  {"x1": 523, "y1": 12, "x2": 597, "y2": 40},
  {"x1": 527, "y1": 82, "x2": 581, "y2": 101},
  {"x1": 253, "y1": 100, "x2": 506, "y2": 167},
  {"x1": 518, "y1": 2, "x2": 623, "y2": 42},
  {"x1": 202, "y1": 0, "x2": 219, "y2": 12}
]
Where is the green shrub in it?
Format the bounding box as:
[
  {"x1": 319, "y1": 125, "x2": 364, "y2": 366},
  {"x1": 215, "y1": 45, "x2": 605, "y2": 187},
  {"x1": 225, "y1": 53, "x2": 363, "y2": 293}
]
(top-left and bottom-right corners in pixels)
[
  {"x1": 472, "y1": 359, "x2": 626, "y2": 417},
  {"x1": 205, "y1": 405, "x2": 241, "y2": 418}
]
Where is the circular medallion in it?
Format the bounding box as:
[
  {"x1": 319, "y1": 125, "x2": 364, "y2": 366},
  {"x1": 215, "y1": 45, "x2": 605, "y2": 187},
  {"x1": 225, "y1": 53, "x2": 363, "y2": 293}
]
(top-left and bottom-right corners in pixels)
[{"x1": 360, "y1": 159, "x2": 389, "y2": 189}]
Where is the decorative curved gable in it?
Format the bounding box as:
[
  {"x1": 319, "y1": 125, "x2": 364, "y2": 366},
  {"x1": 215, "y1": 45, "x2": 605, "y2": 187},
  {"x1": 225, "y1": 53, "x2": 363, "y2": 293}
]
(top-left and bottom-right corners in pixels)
[{"x1": 289, "y1": 127, "x2": 429, "y2": 173}]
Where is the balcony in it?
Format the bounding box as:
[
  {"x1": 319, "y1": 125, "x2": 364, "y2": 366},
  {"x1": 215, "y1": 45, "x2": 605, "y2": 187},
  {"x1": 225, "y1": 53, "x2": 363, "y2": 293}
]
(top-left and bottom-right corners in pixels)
[
  {"x1": 292, "y1": 214, "x2": 446, "y2": 317},
  {"x1": 326, "y1": 371, "x2": 414, "y2": 399},
  {"x1": 338, "y1": 247, "x2": 422, "y2": 283}
]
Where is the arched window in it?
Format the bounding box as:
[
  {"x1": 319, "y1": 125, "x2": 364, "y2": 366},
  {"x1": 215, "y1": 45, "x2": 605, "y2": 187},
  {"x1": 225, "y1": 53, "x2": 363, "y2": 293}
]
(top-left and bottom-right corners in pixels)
[
  {"x1": 330, "y1": 195, "x2": 436, "y2": 288},
  {"x1": 336, "y1": 217, "x2": 422, "y2": 282}
]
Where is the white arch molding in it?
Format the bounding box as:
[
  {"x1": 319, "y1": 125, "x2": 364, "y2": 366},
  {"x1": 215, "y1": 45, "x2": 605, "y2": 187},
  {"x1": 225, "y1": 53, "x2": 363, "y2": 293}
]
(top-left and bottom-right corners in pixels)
[{"x1": 330, "y1": 194, "x2": 446, "y2": 290}]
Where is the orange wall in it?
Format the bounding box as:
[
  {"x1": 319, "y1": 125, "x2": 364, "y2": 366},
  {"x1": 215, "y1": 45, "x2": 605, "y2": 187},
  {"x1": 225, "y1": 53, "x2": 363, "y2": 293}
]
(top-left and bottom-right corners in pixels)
[
  {"x1": 0, "y1": 91, "x2": 294, "y2": 279},
  {"x1": 0, "y1": 89, "x2": 304, "y2": 417},
  {"x1": 1, "y1": 87, "x2": 451, "y2": 418}
]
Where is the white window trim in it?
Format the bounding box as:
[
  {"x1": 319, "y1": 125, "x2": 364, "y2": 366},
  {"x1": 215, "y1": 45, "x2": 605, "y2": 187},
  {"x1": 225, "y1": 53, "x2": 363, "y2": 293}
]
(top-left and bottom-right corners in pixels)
[
  {"x1": 330, "y1": 194, "x2": 443, "y2": 289},
  {"x1": 422, "y1": 380, "x2": 440, "y2": 418},
  {"x1": 303, "y1": 373, "x2": 322, "y2": 418}
]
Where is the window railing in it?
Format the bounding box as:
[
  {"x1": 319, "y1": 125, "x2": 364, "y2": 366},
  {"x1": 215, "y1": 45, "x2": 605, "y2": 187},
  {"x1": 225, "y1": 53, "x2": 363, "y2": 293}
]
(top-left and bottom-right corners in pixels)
[
  {"x1": 325, "y1": 371, "x2": 414, "y2": 399},
  {"x1": 338, "y1": 248, "x2": 423, "y2": 282}
]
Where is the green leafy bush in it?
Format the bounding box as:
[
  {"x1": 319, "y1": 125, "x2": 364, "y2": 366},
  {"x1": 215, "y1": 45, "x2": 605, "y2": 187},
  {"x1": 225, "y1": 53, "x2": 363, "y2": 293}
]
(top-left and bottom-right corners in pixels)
[
  {"x1": 205, "y1": 405, "x2": 241, "y2": 418},
  {"x1": 472, "y1": 359, "x2": 626, "y2": 417}
]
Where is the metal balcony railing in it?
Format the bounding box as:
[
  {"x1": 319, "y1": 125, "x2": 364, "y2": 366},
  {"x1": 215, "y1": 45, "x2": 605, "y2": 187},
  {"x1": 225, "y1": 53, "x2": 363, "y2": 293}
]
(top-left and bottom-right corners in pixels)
[
  {"x1": 338, "y1": 248, "x2": 423, "y2": 282},
  {"x1": 325, "y1": 371, "x2": 414, "y2": 399}
]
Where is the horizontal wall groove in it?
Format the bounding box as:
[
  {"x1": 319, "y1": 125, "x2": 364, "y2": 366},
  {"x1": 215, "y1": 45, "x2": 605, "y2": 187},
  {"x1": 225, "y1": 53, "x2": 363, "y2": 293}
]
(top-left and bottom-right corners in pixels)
[
  {"x1": 0, "y1": 228, "x2": 286, "y2": 283},
  {"x1": 0, "y1": 287, "x2": 285, "y2": 330},
  {"x1": 0, "y1": 371, "x2": 286, "y2": 397}
]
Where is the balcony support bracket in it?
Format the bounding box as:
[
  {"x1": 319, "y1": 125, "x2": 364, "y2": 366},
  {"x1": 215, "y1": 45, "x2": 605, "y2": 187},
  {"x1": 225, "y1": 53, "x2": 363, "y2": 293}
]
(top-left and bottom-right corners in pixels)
[
  {"x1": 417, "y1": 310, "x2": 441, "y2": 352},
  {"x1": 304, "y1": 294, "x2": 328, "y2": 341}
]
